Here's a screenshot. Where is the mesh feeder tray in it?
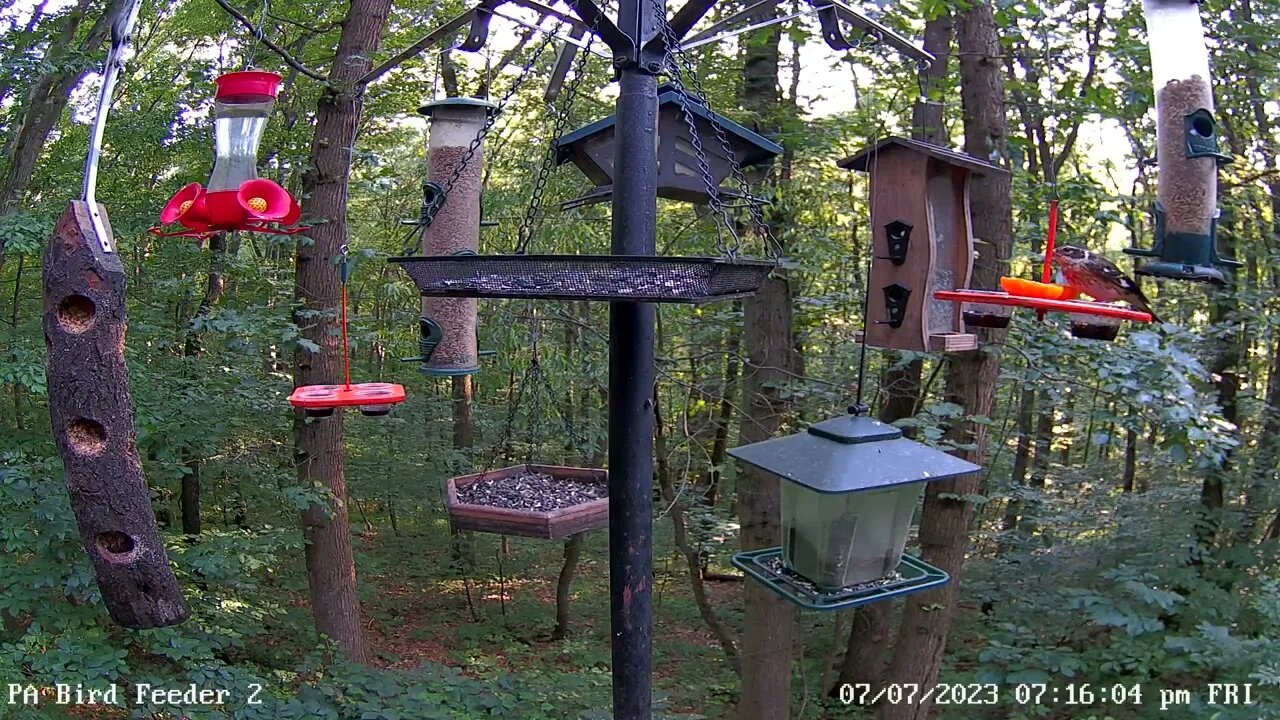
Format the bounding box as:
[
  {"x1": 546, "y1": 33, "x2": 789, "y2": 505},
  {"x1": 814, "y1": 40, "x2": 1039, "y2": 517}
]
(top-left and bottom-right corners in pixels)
[
  {"x1": 389, "y1": 255, "x2": 773, "y2": 304},
  {"x1": 445, "y1": 464, "x2": 609, "y2": 540}
]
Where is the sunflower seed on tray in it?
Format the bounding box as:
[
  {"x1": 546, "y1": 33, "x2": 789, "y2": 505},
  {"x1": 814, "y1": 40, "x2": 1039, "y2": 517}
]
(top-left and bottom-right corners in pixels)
[{"x1": 456, "y1": 470, "x2": 608, "y2": 512}]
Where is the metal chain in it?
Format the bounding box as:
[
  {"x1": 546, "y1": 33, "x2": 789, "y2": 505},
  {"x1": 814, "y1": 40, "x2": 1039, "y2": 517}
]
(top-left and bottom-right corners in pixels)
[
  {"x1": 514, "y1": 31, "x2": 598, "y2": 254},
  {"x1": 654, "y1": 4, "x2": 782, "y2": 262},
  {"x1": 412, "y1": 25, "x2": 563, "y2": 245}
]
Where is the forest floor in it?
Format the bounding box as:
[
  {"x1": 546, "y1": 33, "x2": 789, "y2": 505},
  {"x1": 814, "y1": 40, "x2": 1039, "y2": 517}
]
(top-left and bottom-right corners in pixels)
[{"x1": 354, "y1": 525, "x2": 747, "y2": 716}]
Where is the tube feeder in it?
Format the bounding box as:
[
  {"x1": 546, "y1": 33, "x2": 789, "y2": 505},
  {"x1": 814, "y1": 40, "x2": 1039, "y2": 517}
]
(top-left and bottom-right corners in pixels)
[
  {"x1": 412, "y1": 98, "x2": 496, "y2": 376},
  {"x1": 1123, "y1": 0, "x2": 1240, "y2": 283},
  {"x1": 151, "y1": 71, "x2": 304, "y2": 240},
  {"x1": 727, "y1": 410, "x2": 980, "y2": 611}
]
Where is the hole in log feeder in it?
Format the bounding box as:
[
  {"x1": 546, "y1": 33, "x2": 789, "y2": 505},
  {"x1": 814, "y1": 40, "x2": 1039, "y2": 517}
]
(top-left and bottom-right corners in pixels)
[
  {"x1": 57, "y1": 294, "x2": 96, "y2": 334},
  {"x1": 96, "y1": 531, "x2": 136, "y2": 559},
  {"x1": 68, "y1": 418, "x2": 106, "y2": 455}
]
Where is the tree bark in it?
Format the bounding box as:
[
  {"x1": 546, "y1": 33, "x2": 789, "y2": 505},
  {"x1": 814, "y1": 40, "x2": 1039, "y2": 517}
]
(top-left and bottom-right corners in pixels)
[
  {"x1": 293, "y1": 0, "x2": 394, "y2": 664},
  {"x1": 552, "y1": 534, "x2": 584, "y2": 641},
  {"x1": 179, "y1": 232, "x2": 229, "y2": 536},
  {"x1": 836, "y1": 10, "x2": 950, "y2": 698},
  {"x1": 880, "y1": 4, "x2": 1012, "y2": 718}
]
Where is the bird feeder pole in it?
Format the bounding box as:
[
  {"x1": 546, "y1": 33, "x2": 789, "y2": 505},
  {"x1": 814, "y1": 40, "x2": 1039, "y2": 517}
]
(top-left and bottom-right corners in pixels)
[{"x1": 607, "y1": 0, "x2": 662, "y2": 712}]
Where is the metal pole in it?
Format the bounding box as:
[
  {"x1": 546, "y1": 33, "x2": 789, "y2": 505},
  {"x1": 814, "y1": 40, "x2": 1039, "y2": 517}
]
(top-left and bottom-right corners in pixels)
[{"x1": 609, "y1": 0, "x2": 659, "y2": 712}]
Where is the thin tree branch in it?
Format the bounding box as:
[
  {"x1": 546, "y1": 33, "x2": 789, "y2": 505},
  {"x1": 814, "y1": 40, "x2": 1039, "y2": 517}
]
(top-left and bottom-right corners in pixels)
[{"x1": 211, "y1": 0, "x2": 327, "y2": 81}]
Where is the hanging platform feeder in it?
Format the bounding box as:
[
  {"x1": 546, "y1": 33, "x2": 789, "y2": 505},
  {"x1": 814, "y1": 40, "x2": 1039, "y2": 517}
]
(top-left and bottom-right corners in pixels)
[
  {"x1": 389, "y1": 254, "x2": 773, "y2": 304},
  {"x1": 731, "y1": 547, "x2": 949, "y2": 612},
  {"x1": 445, "y1": 464, "x2": 609, "y2": 539}
]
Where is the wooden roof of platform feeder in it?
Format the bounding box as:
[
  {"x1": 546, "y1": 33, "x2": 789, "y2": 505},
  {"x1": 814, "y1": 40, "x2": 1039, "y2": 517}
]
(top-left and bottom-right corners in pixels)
[{"x1": 837, "y1": 136, "x2": 1009, "y2": 176}]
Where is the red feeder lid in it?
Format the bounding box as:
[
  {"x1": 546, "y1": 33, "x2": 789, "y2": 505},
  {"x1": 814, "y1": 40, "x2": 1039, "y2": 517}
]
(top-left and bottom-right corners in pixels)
[{"x1": 215, "y1": 70, "x2": 283, "y2": 102}]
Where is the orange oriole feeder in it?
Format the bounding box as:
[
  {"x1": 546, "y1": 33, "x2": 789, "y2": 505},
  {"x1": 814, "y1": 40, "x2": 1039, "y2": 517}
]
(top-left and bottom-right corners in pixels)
[
  {"x1": 935, "y1": 201, "x2": 1154, "y2": 341},
  {"x1": 289, "y1": 246, "x2": 406, "y2": 417}
]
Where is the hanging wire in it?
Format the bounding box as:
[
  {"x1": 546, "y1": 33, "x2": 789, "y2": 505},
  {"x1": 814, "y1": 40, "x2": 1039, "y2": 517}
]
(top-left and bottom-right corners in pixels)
[
  {"x1": 244, "y1": 0, "x2": 270, "y2": 69},
  {"x1": 849, "y1": 41, "x2": 899, "y2": 414}
]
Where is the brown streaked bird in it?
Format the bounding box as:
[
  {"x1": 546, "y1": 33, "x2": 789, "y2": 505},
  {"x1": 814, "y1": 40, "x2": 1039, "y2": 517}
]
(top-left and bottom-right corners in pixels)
[{"x1": 1052, "y1": 245, "x2": 1162, "y2": 323}]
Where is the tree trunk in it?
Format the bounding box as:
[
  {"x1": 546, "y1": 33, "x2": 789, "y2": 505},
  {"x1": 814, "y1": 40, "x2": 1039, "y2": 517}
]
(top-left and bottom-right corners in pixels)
[
  {"x1": 704, "y1": 314, "x2": 741, "y2": 506},
  {"x1": 736, "y1": 1, "x2": 795, "y2": 716},
  {"x1": 835, "y1": 10, "x2": 950, "y2": 698},
  {"x1": 880, "y1": 5, "x2": 1012, "y2": 718},
  {"x1": 552, "y1": 534, "x2": 584, "y2": 641},
  {"x1": 293, "y1": 0, "x2": 394, "y2": 665},
  {"x1": 179, "y1": 232, "x2": 229, "y2": 536}
]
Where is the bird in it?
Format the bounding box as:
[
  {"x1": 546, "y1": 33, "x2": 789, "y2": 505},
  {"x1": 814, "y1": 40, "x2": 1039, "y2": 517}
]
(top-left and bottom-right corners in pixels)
[{"x1": 1051, "y1": 245, "x2": 1162, "y2": 323}]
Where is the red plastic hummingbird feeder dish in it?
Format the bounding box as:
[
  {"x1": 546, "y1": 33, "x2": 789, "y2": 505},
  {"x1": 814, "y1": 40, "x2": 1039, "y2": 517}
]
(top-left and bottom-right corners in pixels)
[
  {"x1": 288, "y1": 247, "x2": 406, "y2": 417},
  {"x1": 151, "y1": 71, "x2": 305, "y2": 240}
]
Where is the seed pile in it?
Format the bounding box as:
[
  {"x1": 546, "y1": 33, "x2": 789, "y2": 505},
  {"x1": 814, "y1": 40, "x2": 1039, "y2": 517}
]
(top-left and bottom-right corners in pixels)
[
  {"x1": 456, "y1": 470, "x2": 607, "y2": 511},
  {"x1": 1156, "y1": 76, "x2": 1216, "y2": 234},
  {"x1": 762, "y1": 556, "x2": 903, "y2": 596},
  {"x1": 423, "y1": 297, "x2": 477, "y2": 369},
  {"x1": 436, "y1": 272, "x2": 715, "y2": 299}
]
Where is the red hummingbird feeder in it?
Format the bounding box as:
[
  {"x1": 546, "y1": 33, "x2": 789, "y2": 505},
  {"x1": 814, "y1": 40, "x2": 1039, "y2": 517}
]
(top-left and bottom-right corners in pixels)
[
  {"x1": 288, "y1": 246, "x2": 407, "y2": 418},
  {"x1": 151, "y1": 71, "x2": 304, "y2": 240}
]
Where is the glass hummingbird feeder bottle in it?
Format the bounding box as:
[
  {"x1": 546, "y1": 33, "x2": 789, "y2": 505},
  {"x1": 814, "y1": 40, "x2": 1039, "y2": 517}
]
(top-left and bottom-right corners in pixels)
[
  {"x1": 729, "y1": 411, "x2": 980, "y2": 611},
  {"x1": 151, "y1": 71, "x2": 304, "y2": 240}
]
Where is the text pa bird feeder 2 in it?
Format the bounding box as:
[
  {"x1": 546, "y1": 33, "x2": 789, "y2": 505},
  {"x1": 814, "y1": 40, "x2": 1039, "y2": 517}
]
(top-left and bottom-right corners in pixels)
[
  {"x1": 151, "y1": 71, "x2": 303, "y2": 240},
  {"x1": 288, "y1": 247, "x2": 406, "y2": 417},
  {"x1": 553, "y1": 83, "x2": 782, "y2": 209},
  {"x1": 445, "y1": 464, "x2": 609, "y2": 540},
  {"x1": 838, "y1": 137, "x2": 1008, "y2": 353},
  {"x1": 728, "y1": 411, "x2": 980, "y2": 611},
  {"x1": 1123, "y1": 0, "x2": 1239, "y2": 283}
]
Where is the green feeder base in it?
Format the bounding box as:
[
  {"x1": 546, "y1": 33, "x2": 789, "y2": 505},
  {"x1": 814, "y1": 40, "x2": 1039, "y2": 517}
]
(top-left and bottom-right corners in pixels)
[
  {"x1": 731, "y1": 546, "x2": 949, "y2": 611},
  {"x1": 418, "y1": 364, "x2": 481, "y2": 377}
]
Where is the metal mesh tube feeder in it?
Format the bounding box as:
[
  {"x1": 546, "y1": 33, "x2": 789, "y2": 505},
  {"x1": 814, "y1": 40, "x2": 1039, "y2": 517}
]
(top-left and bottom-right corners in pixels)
[{"x1": 389, "y1": 254, "x2": 773, "y2": 304}]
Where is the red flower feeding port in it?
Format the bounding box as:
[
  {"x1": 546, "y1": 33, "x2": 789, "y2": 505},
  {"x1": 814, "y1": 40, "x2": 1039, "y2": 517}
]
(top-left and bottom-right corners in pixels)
[{"x1": 151, "y1": 71, "x2": 304, "y2": 240}]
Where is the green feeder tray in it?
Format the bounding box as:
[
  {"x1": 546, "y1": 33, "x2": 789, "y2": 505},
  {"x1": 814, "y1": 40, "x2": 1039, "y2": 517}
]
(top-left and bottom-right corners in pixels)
[{"x1": 731, "y1": 546, "x2": 949, "y2": 612}]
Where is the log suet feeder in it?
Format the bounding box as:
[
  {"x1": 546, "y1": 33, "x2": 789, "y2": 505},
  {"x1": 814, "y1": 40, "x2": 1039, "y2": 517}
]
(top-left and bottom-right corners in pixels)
[
  {"x1": 728, "y1": 410, "x2": 979, "y2": 611},
  {"x1": 552, "y1": 83, "x2": 782, "y2": 209},
  {"x1": 838, "y1": 137, "x2": 1007, "y2": 353}
]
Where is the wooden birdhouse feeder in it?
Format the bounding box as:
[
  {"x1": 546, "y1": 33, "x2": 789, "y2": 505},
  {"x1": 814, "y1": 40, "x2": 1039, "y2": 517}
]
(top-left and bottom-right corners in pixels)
[
  {"x1": 838, "y1": 137, "x2": 1008, "y2": 353},
  {"x1": 553, "y1": 83, "x2": 782, "y2": 209}
]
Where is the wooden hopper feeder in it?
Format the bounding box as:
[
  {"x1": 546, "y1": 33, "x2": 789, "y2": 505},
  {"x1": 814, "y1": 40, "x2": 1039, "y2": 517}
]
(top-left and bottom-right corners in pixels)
[
  {"x1": 445, "y1": 464, "x2": 609, "y2": 540},
  {"x1": 553, "y1": 83, "x2": 782, "y2": 209},
  {"x1": 838, "y1": 137, "x2": 1008, "y2": 353}
]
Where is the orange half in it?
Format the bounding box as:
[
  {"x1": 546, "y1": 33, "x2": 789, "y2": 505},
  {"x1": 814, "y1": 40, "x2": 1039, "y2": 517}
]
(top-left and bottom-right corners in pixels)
[{"x1": 1000, "y1": 276, "x2": 1081, "y2": 300}]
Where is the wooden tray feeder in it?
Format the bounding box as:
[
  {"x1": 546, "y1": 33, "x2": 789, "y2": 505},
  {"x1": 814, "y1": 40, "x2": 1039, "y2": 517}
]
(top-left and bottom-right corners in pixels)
[
  {"x1": 445, "y1": 464, "x2": 609, "y2": 540},
  {"x1": 838, "y1": 137, "x2": 1008, "y2": 352}
]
